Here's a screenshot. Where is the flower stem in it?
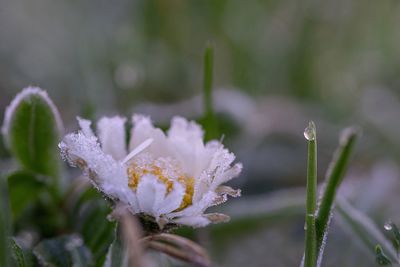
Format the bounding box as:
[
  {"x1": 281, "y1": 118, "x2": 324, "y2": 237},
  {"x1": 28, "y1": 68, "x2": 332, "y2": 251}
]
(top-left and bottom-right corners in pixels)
[{"x1": 304, "y1": 121, "x2": 317, "y2": 267}]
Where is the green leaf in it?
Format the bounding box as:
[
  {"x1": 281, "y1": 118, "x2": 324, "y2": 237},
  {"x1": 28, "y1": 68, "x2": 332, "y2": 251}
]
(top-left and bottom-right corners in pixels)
[
  {"x1": 10, "y1": 238, "x2": 26, "y2": 267},
  {"x1": 7, "y1": 171, "x2": 46, "y2": 220},
  {"x1": 33, "y1": 235, "x2": 92, "y2": 267},
  {"x1": 66, "y1": 185, "x2": 115, "y2": 266},
  {"x1": 103, "y1": 226, "x2": 128, "y2": 267},
  {"x1": 79, "y1": 200, "x2": 115, "y2": 266},
  {"x1": 2, "y1": 87, "x2": 63, "y2": 178},
  {"x1": 10, "y1": 238, "x2": 36, "y2": 267},
  {"x1": 0, "y1": 176, "x2": 12, "y2": 267}
]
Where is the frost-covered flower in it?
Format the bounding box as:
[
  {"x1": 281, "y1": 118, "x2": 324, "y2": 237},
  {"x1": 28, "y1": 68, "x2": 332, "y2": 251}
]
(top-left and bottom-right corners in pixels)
[{"x1": 59, "y1": 115, "x2": 242, "y2": 228}]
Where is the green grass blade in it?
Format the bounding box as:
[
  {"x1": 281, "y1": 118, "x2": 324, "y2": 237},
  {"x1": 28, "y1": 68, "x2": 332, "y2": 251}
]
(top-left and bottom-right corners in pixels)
[
  {"x1": 313, "y1": 127, "x2": 360, "y2": 267},
  {"x1": 202, "y1": 43, "x2": 219, "y2": 140},
  {"x1": 0, "y1": 176, "x2": 12, "y2": 267},
  {"x1": 304, "y1": 121, "x2": 317, "y2": 267},
  {"x1": 203, "y1": 43, "x2": 213, "y2": 117},
  {"x1": 336, "y1": 198, "x2": 398, "y2": 263},
  {"x1": 315, "y1": 127, "x2": 360, "y2": 248}
]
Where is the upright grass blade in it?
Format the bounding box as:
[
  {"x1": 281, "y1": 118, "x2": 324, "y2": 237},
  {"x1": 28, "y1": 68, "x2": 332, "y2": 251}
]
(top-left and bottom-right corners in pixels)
[
  {"x1": 309, "y1": 127, "x2": 360, "y2": 266},
  {"x1": 336, "y1": 198, "x2": 398, "y2": 263},
  {"x1": 202, "y1": 43, "x2": 219, "y2": 141},
  {"x1": 315, "y1": 127, "x2": 359, "y2": 248},
  {"x1": 203, "y1": 43, "x2": 213, "y2": 117},
  {"x1": 0, "y1": 176, "x2": 12, "y2": 267},
  {"x1": 303, "y1": 121, "x2": 317, "y2": 267}
]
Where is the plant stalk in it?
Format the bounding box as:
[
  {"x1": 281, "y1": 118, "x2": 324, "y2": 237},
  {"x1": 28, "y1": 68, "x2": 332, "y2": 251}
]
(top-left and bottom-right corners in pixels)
[{"x1": 304, "y1": 121, "x2": 317, "y2": 267}]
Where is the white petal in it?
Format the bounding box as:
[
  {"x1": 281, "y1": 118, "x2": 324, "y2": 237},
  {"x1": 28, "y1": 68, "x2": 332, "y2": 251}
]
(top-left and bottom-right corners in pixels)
[
  {"x1": 215, "y1": 185, "x2": 241, "y2": 198},
  {"x1": 167, "y1": 116, "x2": 204, "y2": 140},
  {"x1": 136, "y1": 174, "x2": 167, "y2": 216},
  {"x1": 124, "y1": 190, "x2": 140, "y2": 213},
  {"x1": 192, "y1": 174, "x2": 210, "y2": 203},
  {"x1": 172, "y1": 213, "x2": 230, "y2": 227},
  {"x1": 77, "y1": 116, "x2": 94, "y2": 137},
  {"x1": 207, "y1": 146, "x2": 235, "y2": 174},
  {"x1": 167, "y1": 117, "x2": 210, "y2": 177},
  {"x1": 173, "y1": 216, "x2": 211, "y2": 227},
  {"x1": 59, "y1": 132, "x2": 128, "y2": 202},
  {"x1": 167, "y1": 191, "x2": 217, "y2": 219},
  {"x1": 97, "y1": 116, "x2": 127, "y2": 160},
  {"x1": 129, "y1": 114, "x2": 170, "y2": 157},
  {"x1": 210, "y1": 163, "x2": 243, "y2": 190},
  {"x1": 157, "y1": 182, "x2": 185, "y2": 215},
  {"x1": 193, "y1": 145, "x2": 241, "y2": 199},
  {"x1": 203, "y1": 213, "x2": 230, "y2": 223}
]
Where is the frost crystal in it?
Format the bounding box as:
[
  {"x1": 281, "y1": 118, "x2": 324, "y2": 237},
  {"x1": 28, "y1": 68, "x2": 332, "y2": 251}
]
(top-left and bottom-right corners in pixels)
[{"x1": 59, "y1": 114, "x2": 242, "y2": 228}]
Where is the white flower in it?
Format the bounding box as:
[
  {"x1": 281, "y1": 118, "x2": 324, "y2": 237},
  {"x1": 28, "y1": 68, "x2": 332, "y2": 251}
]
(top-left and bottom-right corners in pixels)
[{"x1": 59, "y1": 114, "x2": 242, "y2": 228}]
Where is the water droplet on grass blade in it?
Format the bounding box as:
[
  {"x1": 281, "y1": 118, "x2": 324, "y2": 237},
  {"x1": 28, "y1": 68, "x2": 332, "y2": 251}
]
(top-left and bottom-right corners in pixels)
[
  {"x1": 384, "y1": 221, "x2": 393, "y2": 231},
  {"x1": 304, "y1": 121, "x2": 316, "y2": 141}
]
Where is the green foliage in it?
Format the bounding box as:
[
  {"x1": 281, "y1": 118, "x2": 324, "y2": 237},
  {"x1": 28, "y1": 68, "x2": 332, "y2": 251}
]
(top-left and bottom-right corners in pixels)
[
  {"x1": 3, "y1": 88, "x2": 62, "y2": 179},
  {"x1": 201, "y1": 43, "x2": 219, "y2": 141},
  {"x1": 336, "y1": 198, "x2": 398, "y2": 263},
  {"x1": 386, "y1": 222, "x2": 400, "y2": 253},
  {"x1": 0, "y1": 176, "x2": 12, "y2": 267},
  {"x1": 72, "y1": 188, "x2": 116, "y2": 266},
  {"x1": 7, "y1": 171, "x2": 46, "y2": 221},
  {"x1": 103, "y1": 227, "x2": 128, "y2": 267},
  {"x1": 10, "y1": 238, "x2": 37, "y2": 267},
  {"x1": 299, "y1": 125, "x2": 359, "y2": 267},
  {"x1": 11, "y1": 238, "x2": 27, "y2": 267},
  {"x1": 375, "y1": 245, "x2": 392, "y2": 266},
  {"x1": 315, "y1": 127, "x2": 360, "y2": 249},
  {"x1": 33, "y1": 235, "x2": 93, "y2": 267}
]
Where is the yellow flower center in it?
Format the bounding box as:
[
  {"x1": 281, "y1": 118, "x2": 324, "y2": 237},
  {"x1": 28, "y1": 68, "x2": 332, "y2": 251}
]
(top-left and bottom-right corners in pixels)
[{"x1": 127, "y1": 157, "x2": 194, "y2": 211}]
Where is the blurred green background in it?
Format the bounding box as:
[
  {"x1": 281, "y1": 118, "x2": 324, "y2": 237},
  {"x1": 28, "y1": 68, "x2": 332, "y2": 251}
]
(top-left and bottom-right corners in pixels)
[{"x1": 2, "y1": 0, "x2": 400, "y2": 266}]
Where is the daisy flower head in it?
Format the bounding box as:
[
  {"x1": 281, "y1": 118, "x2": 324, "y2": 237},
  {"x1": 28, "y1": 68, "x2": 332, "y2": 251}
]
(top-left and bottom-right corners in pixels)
[{"x1": 59, "y1": 114, "x2": 242, "y2": 229}]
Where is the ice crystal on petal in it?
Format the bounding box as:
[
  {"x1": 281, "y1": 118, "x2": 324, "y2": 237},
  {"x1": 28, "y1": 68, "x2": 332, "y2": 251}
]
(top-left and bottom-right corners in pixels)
[{"x1": 59, "y1": 114, "x2": 241, "y2": 228}]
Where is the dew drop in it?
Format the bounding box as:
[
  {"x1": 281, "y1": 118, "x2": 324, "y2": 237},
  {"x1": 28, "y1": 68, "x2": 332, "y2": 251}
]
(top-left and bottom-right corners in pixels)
[
  {"x1": 384, "y1": 221, "x2": 393, "y2": 231},
  {"x1": 304, "y1": 121, "x2": 316, "y2": 141}
]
